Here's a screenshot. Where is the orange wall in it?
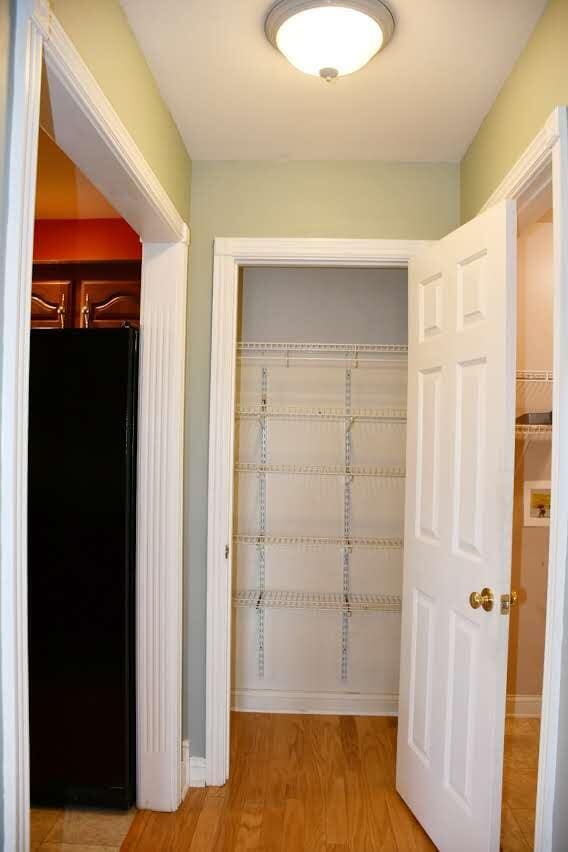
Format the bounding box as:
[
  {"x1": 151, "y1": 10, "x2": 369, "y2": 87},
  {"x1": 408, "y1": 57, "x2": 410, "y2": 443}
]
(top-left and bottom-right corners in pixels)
[{"x1": 33, "y1": 218, "x2": 141, "y2": 261}]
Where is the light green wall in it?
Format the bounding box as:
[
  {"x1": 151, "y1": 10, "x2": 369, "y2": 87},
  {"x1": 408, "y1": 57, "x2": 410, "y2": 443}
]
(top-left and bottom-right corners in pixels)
[
  {"x1": 461, "y1": 0, "x2": 567, "y2": 222},
  {"x1": 51, "y1": 0, "x2": 192, "y2": 221},
  {"x1": 186, "y1": 159, "x2": 460, "y2": 754}
]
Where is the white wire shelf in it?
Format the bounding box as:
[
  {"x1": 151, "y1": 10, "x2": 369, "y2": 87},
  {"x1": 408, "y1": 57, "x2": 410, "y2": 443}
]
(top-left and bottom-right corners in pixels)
[
  {"x1": 235, "y1": 462, "x2": 406, "y2": 478},
  {"x1": 516, "y1": 370, "x2": 553, "y2": 383},
  {"x1": 233, "y1": 589, "x2": 402, "y2": 614},
  {"x1": 515, "y1": 424, "x2": 552, "y2": 440},
  {"x1": 238, "y1": 342, "x2": 408, "y2": 354},
  {"x1": 237, "y1": 341, "x2": 408, "y2": 368},
  {"x1": 234, "y1": 534, "x2": 403, "y2": 550},
  {"x1": 236, "y1": 405, "x2": 407, "y2": 423}
]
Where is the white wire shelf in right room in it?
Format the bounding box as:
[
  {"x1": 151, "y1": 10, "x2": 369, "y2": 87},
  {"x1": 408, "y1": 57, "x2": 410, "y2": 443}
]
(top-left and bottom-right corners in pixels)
[
  {"x1": 516, "y1": 370, "x2": 553, "y2": 414},
  {"x1": 515, "y1": 423, "x2": 552, "y2": 441}
]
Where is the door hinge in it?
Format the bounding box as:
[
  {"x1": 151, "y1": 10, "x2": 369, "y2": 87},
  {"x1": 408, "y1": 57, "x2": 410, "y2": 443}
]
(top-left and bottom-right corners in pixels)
[{"x1": 225, "y1": 544, "x2": 230, "y2": 559}]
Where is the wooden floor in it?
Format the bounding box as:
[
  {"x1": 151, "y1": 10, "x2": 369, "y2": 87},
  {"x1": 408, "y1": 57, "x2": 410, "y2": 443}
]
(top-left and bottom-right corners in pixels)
[
  {"x1": 501, "y1": 717, "x2": 539, "y2": 851},
  {"x1": 123, "y1": 712, "x2": 433, "y2": 851},
  {"x1": 121, "y1": 713, "x2": 539, "y2": 852}
]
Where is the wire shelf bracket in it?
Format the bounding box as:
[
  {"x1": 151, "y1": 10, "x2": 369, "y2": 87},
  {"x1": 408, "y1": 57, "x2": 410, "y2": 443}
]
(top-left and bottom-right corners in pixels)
[{"x1": 257, "y1": 367, "x2": 268, "y2": 678}]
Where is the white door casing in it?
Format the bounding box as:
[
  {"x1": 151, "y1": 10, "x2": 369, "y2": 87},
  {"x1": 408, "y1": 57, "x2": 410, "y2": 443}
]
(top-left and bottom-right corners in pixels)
[
  {"x1": 205, "y1": 238, "x2": 429, "y2": 786},
  {"x1": 397, "y1": 201, "x2": 517, "y2": 851}
]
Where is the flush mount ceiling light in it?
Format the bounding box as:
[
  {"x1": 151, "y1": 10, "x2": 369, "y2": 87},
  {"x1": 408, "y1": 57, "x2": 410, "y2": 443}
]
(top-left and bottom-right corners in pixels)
[{"x1": 265, "y1": 0, "x2": 395, "y2": 81}]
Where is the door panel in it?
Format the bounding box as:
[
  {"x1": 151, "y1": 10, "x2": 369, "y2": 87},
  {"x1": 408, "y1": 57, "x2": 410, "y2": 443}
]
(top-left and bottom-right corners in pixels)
[
  {"x1": 31, "y1": 280, "x2": 72, "y2": 328},
  {"x1": 397, "y1": 201, "x2": 517, "y2": 852},
  {"x1": 76, "y1": 280, "x2": 141, "y2": 328}
]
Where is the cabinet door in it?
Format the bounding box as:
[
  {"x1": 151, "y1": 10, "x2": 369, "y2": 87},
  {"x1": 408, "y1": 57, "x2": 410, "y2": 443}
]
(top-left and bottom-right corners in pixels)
[
  {"x1": 77, "y1": 280, "x2": 141, "y2": 328},
  {"x1": 31, "y1": 280, "x2": 72, "y2": 328}
]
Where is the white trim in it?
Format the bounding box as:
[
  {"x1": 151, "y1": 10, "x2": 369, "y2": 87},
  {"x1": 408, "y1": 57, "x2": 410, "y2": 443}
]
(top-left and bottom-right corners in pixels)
[
  {"x1": 1, "y1": 5, "x2": 43, "y2": 848},
  {"x1": 206, "y1": 237, "x2": 428, "y2": 787},
  {"x1": 31, "y1": 0, "x2": 188, "y2": 245},
  {"x1": 1, "y1": 2, "x2": 188, "y2": 846},
  {"x1": 232, "y1": 689, "x2": 398, "y2": 716},
  {"x1": 180, "y1": 741, "x2": 207, "y2": 793},
  {"x1": 136, "y1": 241, "x2": 187, "y2": 811},
  {"x1": 181, "y1": 739, "x2": 190, "y2": 798},
  {"x1": 189, "y1": 757, "x2": 208, "y2": 789},
  {"x1": 481, "y1": 109, "x2": 560, "y2": 215},
  {"x1": 506, "y1": 695, "x2": 542, "y2": 719},
  {"x1": 483, "y1": 106, "x2": 568, "y2": 852},
  {"x1": 232, "y1": 690, "x2": 541, "y2": 719},
  {"x1": 516, "y1": 165, "x2": 553, "y2": 233},
  {"x1": 214, "y1": 237, "x2": 428, "y2": 264},
  {"x1": 536, "y1": 106, "x2": 568, "y2": 852}
]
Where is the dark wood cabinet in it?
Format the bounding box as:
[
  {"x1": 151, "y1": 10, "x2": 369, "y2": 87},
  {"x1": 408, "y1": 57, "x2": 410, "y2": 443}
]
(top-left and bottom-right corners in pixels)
[
  {"x1": 31, "y1": 280, "x2": 73, "y2": 328},
  {"x1": 32, "y1": 261, "x2": 141, "y2": 329},
  {"x1": 76, "y1": 280, "x2": 141, "y2": 328}
]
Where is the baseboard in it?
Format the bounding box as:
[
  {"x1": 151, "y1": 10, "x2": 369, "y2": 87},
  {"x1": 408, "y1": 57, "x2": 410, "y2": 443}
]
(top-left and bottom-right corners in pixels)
[
  {"x1": 189, "y1": 756, "x2": 207, "y2": 788},
  {"x1": 232, "y1": 689, "x2": 539, "y2": 719},
  {"x1": 232, "y1": 688, "x2": 399, "y2": 716},
  {"x1": 506, "y1": 694, "x2": 542, "y2": 718},
  {"x1": 181, "y1": 739, "x2": 207, "y2": 793},
  {"x1": 181, "y1": 739, "x2": 190, "y2": 798}
]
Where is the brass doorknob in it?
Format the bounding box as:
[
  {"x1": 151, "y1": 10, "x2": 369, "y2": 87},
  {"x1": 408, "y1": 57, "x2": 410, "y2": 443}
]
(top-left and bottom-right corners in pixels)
[{"x1": 469, "y1": 587, "x2": 494, "y2": 612}]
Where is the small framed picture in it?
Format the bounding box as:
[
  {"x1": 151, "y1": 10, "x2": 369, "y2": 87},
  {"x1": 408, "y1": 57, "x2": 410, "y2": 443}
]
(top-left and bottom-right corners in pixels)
[{"x1": 524, "y1": 480, "x2": 551, "y2": 527}]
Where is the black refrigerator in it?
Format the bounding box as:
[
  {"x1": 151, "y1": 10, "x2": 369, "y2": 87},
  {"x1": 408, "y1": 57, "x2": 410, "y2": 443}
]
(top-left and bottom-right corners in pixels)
[{"x1": 28, "y1": 328, "x2": 138, "y2": 809}]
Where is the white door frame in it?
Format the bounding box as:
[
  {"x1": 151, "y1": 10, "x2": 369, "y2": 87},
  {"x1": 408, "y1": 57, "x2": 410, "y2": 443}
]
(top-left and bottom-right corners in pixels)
[
  {"x1": 480, "y1": 106, "x2": 568, "y2": 852},
  {"x1": 1, "y1": 2, "x2": 188, "y2": 848},
  {"x1": 205, "y1": 237, "x2": 429, "y2": 786},
  {"x1": 205, "y1": 108, "x2": 568, "y2": 851}
]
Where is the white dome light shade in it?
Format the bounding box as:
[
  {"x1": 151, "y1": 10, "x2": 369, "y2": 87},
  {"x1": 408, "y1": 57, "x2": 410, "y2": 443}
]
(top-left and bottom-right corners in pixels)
[
  {"x1": 265, "y1": 0, "x2": 394, "y2": 80},
  {"x1": 277, "y1": 7, "x2": 381, "y2": 77}
]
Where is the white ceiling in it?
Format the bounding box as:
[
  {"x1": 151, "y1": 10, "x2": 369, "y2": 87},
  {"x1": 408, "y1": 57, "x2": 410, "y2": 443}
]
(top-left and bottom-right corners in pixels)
[{"x1": 120, "y1": 0, "x2": 546, "y2": 162}]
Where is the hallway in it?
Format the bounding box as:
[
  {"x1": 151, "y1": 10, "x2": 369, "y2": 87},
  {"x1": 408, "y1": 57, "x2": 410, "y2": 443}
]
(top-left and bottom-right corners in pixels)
[
  {"x1": 121, "y1": 713, "x2": 538, "y2": 851},
  {"x1": 123, "y1": 712, "x2": 435, "y2": 851}
]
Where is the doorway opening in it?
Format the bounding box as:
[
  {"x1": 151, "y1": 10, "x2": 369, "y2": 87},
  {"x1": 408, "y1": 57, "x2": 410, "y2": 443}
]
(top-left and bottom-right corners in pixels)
[
  {"x1": 232, "y1": 266, "x2": 407, "y2": 713},
  {"x1": 28, "y1": 127, "x2": 141, "y2": 847},
  {"x1": 226, "y1": 263, "x2": 437, "y2": 844},
  {"x1": 501, "y1": 174, "x2": 555, "y2": 850}
]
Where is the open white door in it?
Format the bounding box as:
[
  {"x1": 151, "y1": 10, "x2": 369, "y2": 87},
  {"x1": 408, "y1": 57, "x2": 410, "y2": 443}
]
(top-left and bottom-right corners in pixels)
[{"x1": 397, "y1": 200, "x2": 517, "y2": 851}]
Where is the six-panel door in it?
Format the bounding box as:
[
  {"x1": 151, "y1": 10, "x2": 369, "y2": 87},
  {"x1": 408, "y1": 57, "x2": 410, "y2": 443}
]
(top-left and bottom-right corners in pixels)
[{"x1": 397, "y1": 201, "x2": 517, "y2": 851}]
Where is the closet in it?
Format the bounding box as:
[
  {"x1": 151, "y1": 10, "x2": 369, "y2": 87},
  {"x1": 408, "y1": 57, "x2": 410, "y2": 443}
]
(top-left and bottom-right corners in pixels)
[{"x1": 232, "y1": 266, "x2": 407, "y2": 709}]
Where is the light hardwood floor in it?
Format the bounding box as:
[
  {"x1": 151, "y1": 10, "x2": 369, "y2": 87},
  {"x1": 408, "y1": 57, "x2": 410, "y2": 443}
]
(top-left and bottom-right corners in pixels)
[
  {"x1": 30, "y1": 804, "x2": 135, "y2": 850},
  {"x1": 122, "y1": 712, "x2": 435, "y2": 851},
  {"x1": 31, "y1": 713, "x2": 538, "y2": 851},
  {"x1": 501, "y1": 717, "x2": 539, "y2": 851}
]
